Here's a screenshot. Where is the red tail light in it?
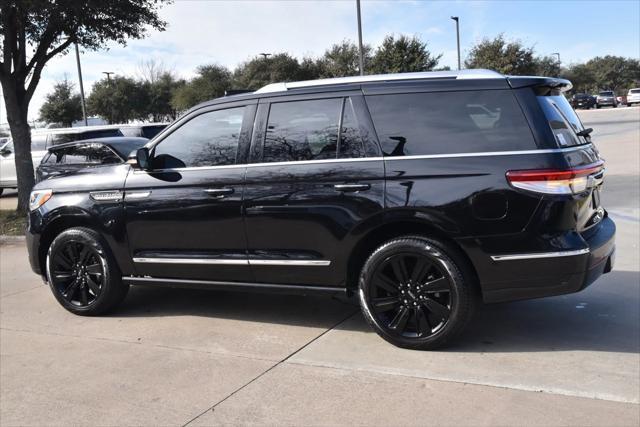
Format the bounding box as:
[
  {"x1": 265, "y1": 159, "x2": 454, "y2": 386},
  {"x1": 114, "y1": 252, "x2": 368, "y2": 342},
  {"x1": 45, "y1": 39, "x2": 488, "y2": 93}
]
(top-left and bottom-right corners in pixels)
[{"x1": 506, "y1": 161, "x2": 605, "y2": 195}]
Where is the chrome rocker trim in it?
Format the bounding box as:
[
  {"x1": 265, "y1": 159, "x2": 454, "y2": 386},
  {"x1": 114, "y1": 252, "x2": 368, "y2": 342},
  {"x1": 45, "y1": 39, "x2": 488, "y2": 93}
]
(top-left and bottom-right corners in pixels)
[
  {"x1": 490, "y1": 248, "x2": 590, "y2": 262},
  {"x1": 133, "y1": 257, "x2": 331, "y2": 266}
]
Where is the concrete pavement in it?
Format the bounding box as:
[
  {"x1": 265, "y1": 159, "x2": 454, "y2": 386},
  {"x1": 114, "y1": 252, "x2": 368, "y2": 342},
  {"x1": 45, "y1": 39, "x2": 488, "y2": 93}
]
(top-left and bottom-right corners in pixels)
[{"x1": 1, "y1": 108, "x2": 639, "y2": 426}]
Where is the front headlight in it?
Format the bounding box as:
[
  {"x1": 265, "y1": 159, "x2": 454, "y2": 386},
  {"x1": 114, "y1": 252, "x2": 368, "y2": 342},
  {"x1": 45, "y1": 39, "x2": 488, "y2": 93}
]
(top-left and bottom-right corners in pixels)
[{"x1": 29, "y1": 189, "x2": 52, "y2": 211}]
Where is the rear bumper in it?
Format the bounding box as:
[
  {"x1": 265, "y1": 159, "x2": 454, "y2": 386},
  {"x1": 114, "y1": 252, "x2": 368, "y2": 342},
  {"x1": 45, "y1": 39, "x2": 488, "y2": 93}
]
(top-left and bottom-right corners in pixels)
[{"x1": 460, "y1": 216, "x2": 616, "y2": 303}]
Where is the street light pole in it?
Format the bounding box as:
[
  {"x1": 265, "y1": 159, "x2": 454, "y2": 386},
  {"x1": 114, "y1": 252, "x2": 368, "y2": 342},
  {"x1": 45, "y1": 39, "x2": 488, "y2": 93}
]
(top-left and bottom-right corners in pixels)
[
  {"x1": 356, "y1": 0, "x2": 365, "y2": 76},
  {"x1": 102, "y1": 71, "x2": 114, "y2": 83},
  {"x1": 259, "y1": 53, "x2": 272, "y2": 59},
  {"x1": 74, "y1": 43, "x2": 88, "y2": 126},
  {"x1": 451, "y1": 16, "x2": 461, "y2": 71}
]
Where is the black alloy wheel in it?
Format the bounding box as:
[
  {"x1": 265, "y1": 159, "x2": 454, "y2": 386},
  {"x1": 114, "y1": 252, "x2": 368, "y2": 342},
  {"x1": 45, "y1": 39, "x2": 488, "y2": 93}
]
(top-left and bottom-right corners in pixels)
[
  {"x1": 49, "y1": 240, "x2": 105, "y2": 307},
  {"x1": 359, "y1": 237, "x2": 476, "y2": 350},
  {"x1": 46, "y1": 227, "x2": 128, "y2": 315},
  {"x1": 369, "y1": 252, "x2": 452, "y2": 338}
]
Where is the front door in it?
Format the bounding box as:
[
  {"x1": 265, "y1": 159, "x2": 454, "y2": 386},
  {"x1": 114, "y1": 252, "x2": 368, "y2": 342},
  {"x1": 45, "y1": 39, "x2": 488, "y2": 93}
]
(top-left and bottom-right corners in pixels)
[
  {"x1": 124, "y1": 103, "x2": 256, "y2": 281},
  {"x1": 243, "y1": 95, "x2": 385, "y2": 287}
]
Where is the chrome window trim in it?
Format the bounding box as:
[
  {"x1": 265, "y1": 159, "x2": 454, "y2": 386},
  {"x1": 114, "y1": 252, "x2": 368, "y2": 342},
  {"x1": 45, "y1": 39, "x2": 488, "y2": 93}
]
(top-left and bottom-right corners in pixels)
[
  {"x1": 133, "y1": 257, "x2": 331, "y2": 266},
  {"x1": 490, "y1": 248, "x2": 590, "y2": 262},
  {"x1": 133, "y1": 144, "x2": 593, "y2": 173}
]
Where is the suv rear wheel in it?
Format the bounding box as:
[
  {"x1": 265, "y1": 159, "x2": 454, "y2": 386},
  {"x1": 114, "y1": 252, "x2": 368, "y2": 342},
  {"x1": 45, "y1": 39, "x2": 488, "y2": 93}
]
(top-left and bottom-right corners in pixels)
[
  {"x1": 358, "y1": 236, "x2": 476, "y2": 350},
  {"x1": 46, "y1": 227, "x2": 128, "y2": 315}
]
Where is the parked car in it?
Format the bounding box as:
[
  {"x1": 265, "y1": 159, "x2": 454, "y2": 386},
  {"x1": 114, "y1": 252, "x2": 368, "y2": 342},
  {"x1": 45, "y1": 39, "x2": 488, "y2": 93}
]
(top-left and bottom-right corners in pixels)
[
  {"x1": 0, "y1": 125, "x2": 125, "y2": 193},
  {"x1": 26, "y1": 70, "x2": 615, "y2": 350},
  {"x1": 36, "y1": 137, "x2": 149, "y2": 182},
  {"x1": 596, "y1": 91, "x2": 618, "y2": 108},
  {"x1": 570, "y1": 93, "x2": 596, "y2": 109},
  {"x1": 627, "y1": 88, "x2": 640, "y2": 106},
  {"x1": 118, "y1": 123, "x2": 168, "y2": 139}
]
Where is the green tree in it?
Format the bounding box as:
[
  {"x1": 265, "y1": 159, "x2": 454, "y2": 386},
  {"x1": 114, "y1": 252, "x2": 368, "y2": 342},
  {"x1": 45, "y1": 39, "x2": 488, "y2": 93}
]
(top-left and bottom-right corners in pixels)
[
  {"x1": 38, "y1": 79, "x2": 83, "y2": 127},
  {"x1": 171, "y1": 64, "x2": 233, "y2": 112},
  {"x1": 87, "y1": 76, "x2": 149, "y2": 124},
  {"x1": 233, "y1": 53, "x2": 303, "y2": 90},
  {"x1": 370, "y1": 35, "x2": 441, "y2": 74},
  {"x1": 318, "y1": 40, "x2": 372, "y2": 77},
  {"x1": 465, "y1": 34, "x2": 537, "y2": 75},
  {"x1": 563, "y1": 63, "x2": 597, "y2": 93},
  {"x1": 143, "y1": 72, "x2": 184, "y2": 122},
  {"x1": 0, "y1": 0, "x2": 168, "y2": 212},
  {"x1": 535, "y1": 56, "x2": 561, "y2": 77},
  {"x1": 586, "y1": 55, "x2": 640, "y2": 92}
]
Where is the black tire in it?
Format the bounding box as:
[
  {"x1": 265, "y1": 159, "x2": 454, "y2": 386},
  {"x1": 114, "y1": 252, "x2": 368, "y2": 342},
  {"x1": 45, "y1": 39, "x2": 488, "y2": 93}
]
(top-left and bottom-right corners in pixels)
[
  {"x1": 46, "y1": 227, "x2": 128, "y2": 315},
  {"x1": 358, "y1": 236, "x2": 477, "y2": 350},
  {"x1": 0, "y1": 188, "x2": 3, "y2": 196},
  {"x1": 596, "y1": 104, "x2": 601, "y2": 109}
]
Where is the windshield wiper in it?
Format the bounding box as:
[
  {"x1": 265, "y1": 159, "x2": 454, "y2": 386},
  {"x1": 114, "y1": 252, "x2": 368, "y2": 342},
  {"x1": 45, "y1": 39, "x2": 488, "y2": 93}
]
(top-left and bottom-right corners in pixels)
[{"x1": 576, "y1": 127, "x2": 593, "y2": 137}]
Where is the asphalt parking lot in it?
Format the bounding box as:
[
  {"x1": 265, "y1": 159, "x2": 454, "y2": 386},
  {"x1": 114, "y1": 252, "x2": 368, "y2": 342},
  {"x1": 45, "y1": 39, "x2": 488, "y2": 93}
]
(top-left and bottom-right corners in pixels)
[{"x1": 1, "y1": 107, "x2": 639, "y2": 425}]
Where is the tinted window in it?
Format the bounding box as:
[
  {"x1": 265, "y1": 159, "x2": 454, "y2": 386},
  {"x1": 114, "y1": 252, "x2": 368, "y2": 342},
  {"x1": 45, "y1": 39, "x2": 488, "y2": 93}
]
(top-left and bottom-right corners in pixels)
[
  {"x1": 538, "y1": 95, "x2": 587, "y2": 147},
  {"x1": 599, "y1": 91, "x2": 614, "y2": 96},
  {"x1": 630, "y1": 89, "x2": 640, "y2": 94},
  {"x1": 263, "y1": 99, "x2": 340, "y2": 163},
  {"x1": 50, "y1": 129, "x2": 123, "y2": 145},
  {"x1": 52, "y1": 144, "x2": 121, "y2": 165},
  {"x1": 367, "y1": 90, "x2": 535, "y2": 156},
  {"x1": 141, "y1": 125, "x2": 166, "y2": 139},
  {"x1": 152, "y1": 107, "x2": 245, "y2": 169},
  {"x1": 339, "y1": 98, "x2": 365, "y2": 159}
]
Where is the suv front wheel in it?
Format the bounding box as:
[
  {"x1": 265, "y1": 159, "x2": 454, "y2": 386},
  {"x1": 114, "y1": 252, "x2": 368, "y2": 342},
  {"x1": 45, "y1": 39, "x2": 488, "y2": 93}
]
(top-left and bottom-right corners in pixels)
[
  {"x1": 358, "y1": 236, "x2": 476, "y2": 350},
  {"x1": 46, "y1": 227, "x2": 128, "y2": 315}
]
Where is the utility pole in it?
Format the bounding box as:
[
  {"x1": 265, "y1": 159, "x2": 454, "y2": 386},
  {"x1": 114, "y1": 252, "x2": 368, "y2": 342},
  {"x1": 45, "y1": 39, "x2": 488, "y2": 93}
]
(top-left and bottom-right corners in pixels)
[
  {"x1": 356, "y1": 0, "x2": 365, "y2": 76},
  {"x1": 451, "y1": 16, "x2": 461, "y2": 71},
  {"x1": 74, "y1": 43, "x2": 88, "y2": 126},
  {"x1": 102, "y1": 71, "x2": 114, "y2": 83}
]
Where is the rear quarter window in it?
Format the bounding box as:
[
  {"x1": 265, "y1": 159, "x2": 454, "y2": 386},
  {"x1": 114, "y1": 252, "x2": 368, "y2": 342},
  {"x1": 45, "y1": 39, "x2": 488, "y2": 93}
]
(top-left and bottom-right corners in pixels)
[
  {"x1": 366, "y1": 90, "x2": 535, "y2": 156},
  {"x1": 537, "y1": 95, "x2": 588, "y2": 147}
]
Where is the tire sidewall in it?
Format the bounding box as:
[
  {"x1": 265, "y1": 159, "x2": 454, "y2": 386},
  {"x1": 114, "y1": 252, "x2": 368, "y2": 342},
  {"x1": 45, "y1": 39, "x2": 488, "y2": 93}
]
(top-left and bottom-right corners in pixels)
[{"x1": 358, "y1": 237, "x2": 468, "y2": 349}]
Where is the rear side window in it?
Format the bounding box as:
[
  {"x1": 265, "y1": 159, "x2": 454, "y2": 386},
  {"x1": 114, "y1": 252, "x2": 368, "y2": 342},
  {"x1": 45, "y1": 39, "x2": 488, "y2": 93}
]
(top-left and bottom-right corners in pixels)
[
  {"x1": 537, "y1": 95, "x2": 587, "y2": 147},
  {"x1": 262, "y1": 97, "x2": 365, "y2": 163},
  {"x1": 50, "y1": 129, "x2": 123, "y2": 145},
  {"x1": 630, "y1": 89, "x2": 640, "y2": 94},
  {"x1": 141, "y1": 125, "x2": 166, "y2": 139},
  {"x1": 366, "y1": 90, "x2": 535, "y2": 156},
  {"x1": 264, "y1": 99, "x2": 340, "y2": 163}
]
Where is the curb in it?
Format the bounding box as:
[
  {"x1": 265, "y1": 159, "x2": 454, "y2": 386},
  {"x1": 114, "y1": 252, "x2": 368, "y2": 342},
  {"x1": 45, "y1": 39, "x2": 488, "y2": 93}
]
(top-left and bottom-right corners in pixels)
[{"x1": 0, "y1": 235, "x2": 26, "y2": 243}]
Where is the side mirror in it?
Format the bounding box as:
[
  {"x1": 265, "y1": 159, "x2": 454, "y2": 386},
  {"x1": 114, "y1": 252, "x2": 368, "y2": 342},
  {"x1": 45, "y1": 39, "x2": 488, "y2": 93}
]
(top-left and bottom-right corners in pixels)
[
  {"x1": 0, "y1": 146, "x2": 12, "y2": 156},
  {"x1": 127, "y1": 147, "x2": 151, "y2": 170}
]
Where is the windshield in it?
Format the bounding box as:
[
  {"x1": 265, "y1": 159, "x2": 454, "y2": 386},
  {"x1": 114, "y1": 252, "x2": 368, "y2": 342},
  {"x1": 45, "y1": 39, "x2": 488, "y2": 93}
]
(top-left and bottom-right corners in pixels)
[{"x1": 538, "y1": 95, "x2": 589, "y2": 147}]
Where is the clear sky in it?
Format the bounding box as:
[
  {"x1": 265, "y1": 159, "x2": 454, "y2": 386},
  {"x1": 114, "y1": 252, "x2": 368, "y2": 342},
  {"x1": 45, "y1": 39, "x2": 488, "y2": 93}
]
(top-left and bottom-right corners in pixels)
[{"x1": 2, "y1": 0, "x2": 639, "y2": 122}]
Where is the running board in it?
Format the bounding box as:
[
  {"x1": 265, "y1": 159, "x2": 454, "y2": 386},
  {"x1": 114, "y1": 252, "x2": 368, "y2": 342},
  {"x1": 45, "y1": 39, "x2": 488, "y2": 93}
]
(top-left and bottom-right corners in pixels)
[{"x1": 122, "y1": 276, "x2": 347, "y2": 296}]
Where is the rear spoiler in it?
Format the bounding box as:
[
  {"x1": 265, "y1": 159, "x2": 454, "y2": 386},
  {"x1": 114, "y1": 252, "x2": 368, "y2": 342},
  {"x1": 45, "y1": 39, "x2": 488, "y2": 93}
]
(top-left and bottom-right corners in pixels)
[{"x1": 507, "y1": 76, "x2": 573, "y2": 95}]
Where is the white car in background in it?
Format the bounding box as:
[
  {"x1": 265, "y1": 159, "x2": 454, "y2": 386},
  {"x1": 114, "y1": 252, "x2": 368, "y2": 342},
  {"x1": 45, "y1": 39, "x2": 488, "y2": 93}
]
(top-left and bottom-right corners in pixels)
[
  {"x1": 627, "y1": 88, "x2": 640, "y2": 106},
  {"x1": 0, "y1": 126, "x2": 126, "y2": 195}
]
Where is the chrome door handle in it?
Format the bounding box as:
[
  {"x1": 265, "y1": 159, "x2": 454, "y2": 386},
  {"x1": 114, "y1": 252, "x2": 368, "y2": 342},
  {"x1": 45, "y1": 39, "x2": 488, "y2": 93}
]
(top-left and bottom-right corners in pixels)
[
  {"x1": 333, "y1": 183, "x2": 371, "y2": 192},
  {"x1": 204, "y1": 188, "x2": 235, "y2": 197}
]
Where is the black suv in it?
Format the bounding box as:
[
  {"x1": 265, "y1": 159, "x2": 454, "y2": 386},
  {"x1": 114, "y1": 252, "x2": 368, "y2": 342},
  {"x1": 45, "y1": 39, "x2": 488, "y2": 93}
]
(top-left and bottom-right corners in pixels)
[{"x1": 26, "y1": 70, "x2": 615, "y2": 350}]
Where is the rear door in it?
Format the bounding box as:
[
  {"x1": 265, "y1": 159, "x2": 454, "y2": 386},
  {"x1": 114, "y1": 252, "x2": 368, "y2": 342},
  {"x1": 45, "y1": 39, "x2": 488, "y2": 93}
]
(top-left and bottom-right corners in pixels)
[
  {"x1": 243, "y1": 93, "x2": 385, "y2": 287},
  {"x1": 124, "y1": 102, "x2": 256, "y2": 281}
]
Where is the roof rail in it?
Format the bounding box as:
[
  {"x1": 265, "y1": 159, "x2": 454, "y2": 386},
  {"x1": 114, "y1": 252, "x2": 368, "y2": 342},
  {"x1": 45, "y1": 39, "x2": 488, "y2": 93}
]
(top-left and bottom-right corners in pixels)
[{"x1": 254, "y1": 69, "x2": 504, "y2": 94}]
